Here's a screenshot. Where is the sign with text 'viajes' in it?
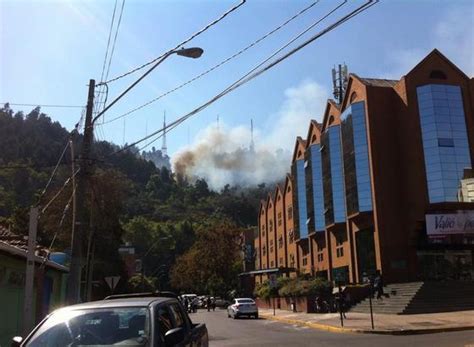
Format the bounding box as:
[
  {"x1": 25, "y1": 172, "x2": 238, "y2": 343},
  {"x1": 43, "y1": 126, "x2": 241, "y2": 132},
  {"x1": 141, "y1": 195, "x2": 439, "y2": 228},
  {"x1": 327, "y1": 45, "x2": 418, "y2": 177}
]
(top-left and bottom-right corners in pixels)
[{"x1": 426, "y1": 211, "x2": 474, "y2": 236}]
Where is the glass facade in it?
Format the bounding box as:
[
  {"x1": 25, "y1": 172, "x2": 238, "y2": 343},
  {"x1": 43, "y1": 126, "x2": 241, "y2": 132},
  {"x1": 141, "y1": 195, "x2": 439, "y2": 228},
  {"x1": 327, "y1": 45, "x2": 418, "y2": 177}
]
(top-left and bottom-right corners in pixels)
[
  {"x1": 294, "y1": 159, "x2": 309, "y2": 238},
  {"x1": 417, "y1": 84, "x2": 472, "y2": 203},
  {"x1": 307, "y1": 145, "x2": 325, "y2": 231},
  {"x1": 322, "y1": 125, "x2": 346, "y2": 225},
  {"x1": 341, "y1": 101, "x2": 373, "y2": 215}
]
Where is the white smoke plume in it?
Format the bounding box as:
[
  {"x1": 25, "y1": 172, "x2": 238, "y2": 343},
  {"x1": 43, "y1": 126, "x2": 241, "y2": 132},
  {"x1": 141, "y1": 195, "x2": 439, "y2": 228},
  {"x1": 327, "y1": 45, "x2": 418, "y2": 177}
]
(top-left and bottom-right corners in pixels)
[{"x1": 172, "y1": 80, "x2": 328, "y2": 190}]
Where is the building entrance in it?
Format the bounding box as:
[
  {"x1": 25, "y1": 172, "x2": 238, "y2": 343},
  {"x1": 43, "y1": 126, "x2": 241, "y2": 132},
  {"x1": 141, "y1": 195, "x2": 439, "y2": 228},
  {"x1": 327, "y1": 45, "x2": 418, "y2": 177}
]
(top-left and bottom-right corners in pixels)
[
  {"x1": 356, "y1": 228, "x2": 377, "y2": 282},
  {"x1": 417, "y1": 250, "x2": 473, "y2": 280}
]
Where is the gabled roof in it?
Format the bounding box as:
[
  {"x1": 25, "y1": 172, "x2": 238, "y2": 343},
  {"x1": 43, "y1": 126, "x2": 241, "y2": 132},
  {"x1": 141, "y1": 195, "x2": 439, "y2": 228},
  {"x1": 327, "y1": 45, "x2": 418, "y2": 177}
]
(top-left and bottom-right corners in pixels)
[
  {"x1": 259, "y1": 200, "x2": 267, "y2": 216},
  {"x1": 275, "y1": 184, "x2": 284, "y2": 200},
  {"x1": 291, "y1": 137, "x2": 307, "y2": 163},
  {"x1": 321, "y1": 99, "x2": 341, "y2": 131},
  {"x1": 283, "y1": 174, "x2": 292, "y2": 193},
  {"x1": 266, "y1": 192, "x2": 275, "y2": 209},
  {"x1": 405, "y1": 48, "x2": 469, "y2": 80},
  {"x1": 305, "y1": 120, "x2": 323, "y2": 147}
]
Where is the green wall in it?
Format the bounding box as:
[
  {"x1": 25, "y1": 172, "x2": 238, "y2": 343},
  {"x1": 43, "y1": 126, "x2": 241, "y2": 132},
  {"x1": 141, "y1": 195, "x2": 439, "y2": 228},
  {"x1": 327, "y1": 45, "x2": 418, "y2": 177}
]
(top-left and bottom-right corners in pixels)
[{"x1": 0, "y1": 253, "x2": 67, "y2": 347}]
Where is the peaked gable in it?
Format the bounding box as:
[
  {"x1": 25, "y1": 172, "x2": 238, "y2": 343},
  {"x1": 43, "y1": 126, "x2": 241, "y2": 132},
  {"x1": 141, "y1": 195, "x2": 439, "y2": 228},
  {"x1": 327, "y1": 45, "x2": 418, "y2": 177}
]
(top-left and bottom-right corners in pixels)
[
  {"x1": 292, "y1": 137, "x2": 307, "y2": 162},
  {"x1": 306, "y1": 120, "x2": 323, "y2": 147},
  {"x1": 321, "y1": 99, "x2": 342, "y2": 132}
]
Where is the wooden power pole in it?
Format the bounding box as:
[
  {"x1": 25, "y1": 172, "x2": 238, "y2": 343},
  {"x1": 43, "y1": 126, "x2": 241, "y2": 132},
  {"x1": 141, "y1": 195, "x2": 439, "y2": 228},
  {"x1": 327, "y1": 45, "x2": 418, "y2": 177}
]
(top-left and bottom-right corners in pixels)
[{"x1": 67, "y1": 79, "x2": 95, "y2": 304}]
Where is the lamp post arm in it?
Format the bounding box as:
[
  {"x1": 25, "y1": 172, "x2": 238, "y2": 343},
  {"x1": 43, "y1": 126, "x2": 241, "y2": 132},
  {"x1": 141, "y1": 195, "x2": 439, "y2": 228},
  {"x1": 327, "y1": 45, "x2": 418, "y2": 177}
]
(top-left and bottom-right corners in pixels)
[{"x1": 92, "y1": 51, "x2": 174, "y2": 125}]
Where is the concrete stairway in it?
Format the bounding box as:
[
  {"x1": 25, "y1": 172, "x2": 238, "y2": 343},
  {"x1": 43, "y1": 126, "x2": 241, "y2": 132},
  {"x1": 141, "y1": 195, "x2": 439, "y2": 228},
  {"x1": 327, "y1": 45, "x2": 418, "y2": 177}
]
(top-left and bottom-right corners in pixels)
[
  {"x1": 350, "y1": 281, "x2": 474, "y2": 315},
  {"x1": 403, "y1": 281, "x2": 474, "y2": 314},
  {"x1": 350, "y1": 282, "x2": 424, "y2": 314}
]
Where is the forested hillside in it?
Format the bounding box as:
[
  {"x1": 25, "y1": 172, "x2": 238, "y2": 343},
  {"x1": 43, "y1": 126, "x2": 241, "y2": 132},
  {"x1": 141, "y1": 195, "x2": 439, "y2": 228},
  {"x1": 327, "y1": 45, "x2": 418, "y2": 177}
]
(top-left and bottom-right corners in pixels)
[{"x1": 0, "y1": 104, "x2": 272, "y2": 296}]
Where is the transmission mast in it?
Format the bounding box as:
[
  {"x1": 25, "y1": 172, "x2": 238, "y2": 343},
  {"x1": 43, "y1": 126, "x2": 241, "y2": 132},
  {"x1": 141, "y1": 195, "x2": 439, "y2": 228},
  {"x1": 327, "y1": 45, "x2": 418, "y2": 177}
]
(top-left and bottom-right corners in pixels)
[
  {"x1": 332, "y1": 63, "x2": 349, "y2": 104},
  {"x1": 162, "y1": 110, "x2": 168, "y2": 157},
  {"x1": 250, "y1": 118, "x2": 255, "y2": 152}
]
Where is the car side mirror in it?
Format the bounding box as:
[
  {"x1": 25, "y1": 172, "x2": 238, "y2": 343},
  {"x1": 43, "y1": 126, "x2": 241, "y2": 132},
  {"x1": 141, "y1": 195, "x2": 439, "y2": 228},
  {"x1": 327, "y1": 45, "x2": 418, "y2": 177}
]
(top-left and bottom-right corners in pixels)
[
  {"x1": 164, "y1": 327, "x2": 184, "y2": 347},
  {"x1": 11, "y1": 336, "x2": 23, "y2": 347}
]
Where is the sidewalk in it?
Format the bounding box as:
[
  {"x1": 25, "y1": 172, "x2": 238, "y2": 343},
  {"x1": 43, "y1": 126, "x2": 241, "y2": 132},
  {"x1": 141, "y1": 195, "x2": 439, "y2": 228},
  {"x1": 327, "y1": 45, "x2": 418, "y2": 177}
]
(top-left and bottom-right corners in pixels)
[{"x1": 259, "y1": 308, "x2": 474, "y2": 335}]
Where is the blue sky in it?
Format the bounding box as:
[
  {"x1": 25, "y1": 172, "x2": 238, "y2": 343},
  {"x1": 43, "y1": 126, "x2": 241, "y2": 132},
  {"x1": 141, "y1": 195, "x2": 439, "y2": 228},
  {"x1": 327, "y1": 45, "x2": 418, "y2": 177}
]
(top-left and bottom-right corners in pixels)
[{"x1": 1, "y1": 0, "x2": 473, "y2": 186}]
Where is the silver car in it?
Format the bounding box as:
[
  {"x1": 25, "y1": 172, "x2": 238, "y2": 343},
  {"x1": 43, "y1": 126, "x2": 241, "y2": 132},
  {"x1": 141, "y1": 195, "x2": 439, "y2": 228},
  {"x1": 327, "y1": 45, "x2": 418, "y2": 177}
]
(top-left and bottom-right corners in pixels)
[{"x1": 227, "y1": 298, "x2": 258, "y2": 319}]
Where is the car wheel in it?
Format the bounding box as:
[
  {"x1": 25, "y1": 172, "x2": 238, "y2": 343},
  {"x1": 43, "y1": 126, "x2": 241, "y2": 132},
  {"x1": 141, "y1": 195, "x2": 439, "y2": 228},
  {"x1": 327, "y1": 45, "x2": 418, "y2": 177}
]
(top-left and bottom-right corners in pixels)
[
  {"x1": 254, "y1": 313, "x2": 259, "y2": 319},
  {"x1": 233, "y1": 313, "x2": 238, "y2": 319}
]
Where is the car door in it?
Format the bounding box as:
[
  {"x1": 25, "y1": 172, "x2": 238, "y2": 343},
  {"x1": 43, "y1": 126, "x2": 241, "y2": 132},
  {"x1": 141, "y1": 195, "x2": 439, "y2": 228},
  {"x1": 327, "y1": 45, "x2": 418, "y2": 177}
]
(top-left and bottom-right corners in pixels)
[{"x1": 155, "y1": 301, "x2": 191, "y2": 347}]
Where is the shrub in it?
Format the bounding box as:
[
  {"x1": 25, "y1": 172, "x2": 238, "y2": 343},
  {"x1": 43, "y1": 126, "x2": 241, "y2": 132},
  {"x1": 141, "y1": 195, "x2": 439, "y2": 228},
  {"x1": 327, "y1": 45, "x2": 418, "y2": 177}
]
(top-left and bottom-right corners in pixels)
[{"x1": 278, "y1": 277, "x2": 332, "y2": 297}]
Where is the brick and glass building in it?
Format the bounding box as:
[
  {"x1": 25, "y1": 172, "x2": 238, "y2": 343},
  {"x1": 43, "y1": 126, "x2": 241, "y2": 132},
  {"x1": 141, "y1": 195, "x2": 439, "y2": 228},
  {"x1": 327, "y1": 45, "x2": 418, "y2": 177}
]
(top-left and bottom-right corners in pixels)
[{"x1": 253, "y1": 49, "x2": 474, "y2": 285}]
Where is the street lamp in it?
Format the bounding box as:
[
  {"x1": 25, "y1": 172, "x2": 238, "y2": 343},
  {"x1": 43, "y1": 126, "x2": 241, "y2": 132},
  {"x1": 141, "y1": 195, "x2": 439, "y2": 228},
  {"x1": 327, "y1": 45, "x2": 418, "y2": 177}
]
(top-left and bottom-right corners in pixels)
[{"x1": 92, "y1": 46, "x2": 204, "y2": 125}]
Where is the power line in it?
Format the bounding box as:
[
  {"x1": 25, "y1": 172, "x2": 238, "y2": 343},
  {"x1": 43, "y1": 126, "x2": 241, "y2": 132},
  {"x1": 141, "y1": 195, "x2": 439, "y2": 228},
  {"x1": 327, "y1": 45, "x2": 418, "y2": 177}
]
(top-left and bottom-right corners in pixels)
[
  {"x1": 114, "y1": 0, "x2": 376, "y2": 155},
  {"x1": 100, "y1": 0, "x2": 246, "y2": 85},
  {"x1": 40, "y1": 169, "x2": 80, "y2": 216},
  {"x1": 102, "y1": 0, "x2": 321, "y2": 125},
  {"x1": 104, "y1": 0, "x2": 126, "y2": 85},
  {"x1": 98, "y1": 0, "x2": 119, "y2": 87},
  {"x1": 37, "y1": 140, "x2": 70, "y2": 204},
  {"x1": 2, "y1": 103, "x2": 84, "y2": 108}
]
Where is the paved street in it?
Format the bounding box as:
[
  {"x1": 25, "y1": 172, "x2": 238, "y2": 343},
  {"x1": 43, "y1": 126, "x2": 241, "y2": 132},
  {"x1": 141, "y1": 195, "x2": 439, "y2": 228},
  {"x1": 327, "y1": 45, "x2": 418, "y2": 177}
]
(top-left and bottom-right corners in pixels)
[{"x1": 190, "y1": 309, "x2": 474, "y2": 347}]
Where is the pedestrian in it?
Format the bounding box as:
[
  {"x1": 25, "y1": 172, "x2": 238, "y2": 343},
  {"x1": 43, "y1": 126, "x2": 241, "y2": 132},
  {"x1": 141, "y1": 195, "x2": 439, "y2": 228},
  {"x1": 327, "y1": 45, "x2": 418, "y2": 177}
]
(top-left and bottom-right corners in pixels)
[
  {"x1": 336, "y1": 288, "x2": 347, "y2": 319},
  {"x1": 211, "y1": 297, "x2": 216, "y2": 311},
  {"x1": 374, "y1": 272, "x2": 384, "y2": 300},
  {"x1": 206, "y1": 296, "x2": 211, "y2": 312}
]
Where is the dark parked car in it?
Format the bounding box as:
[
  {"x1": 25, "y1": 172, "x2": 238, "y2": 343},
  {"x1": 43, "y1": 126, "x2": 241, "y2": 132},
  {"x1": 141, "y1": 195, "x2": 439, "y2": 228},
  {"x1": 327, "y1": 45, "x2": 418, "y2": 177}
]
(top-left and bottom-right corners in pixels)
[{"x1": 12, "y1": 292, "x2": 208, "y2": 347}]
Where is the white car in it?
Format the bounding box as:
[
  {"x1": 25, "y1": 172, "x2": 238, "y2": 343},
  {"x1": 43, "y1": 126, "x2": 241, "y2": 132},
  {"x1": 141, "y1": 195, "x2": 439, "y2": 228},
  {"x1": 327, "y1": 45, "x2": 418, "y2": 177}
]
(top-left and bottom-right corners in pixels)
[{"x1": 227, "y1": 298, "x2": 258, "y2": 319}]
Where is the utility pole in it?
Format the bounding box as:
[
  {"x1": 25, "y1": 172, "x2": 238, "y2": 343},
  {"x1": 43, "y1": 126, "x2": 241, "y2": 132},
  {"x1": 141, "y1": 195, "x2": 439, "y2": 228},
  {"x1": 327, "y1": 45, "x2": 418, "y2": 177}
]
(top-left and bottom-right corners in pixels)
[
  {"x1": 67, "y1": 79, "x2": 95, "y2": 304},
  {"x1": 23, "y1": 207, "x2": 38, "y2": 335}
]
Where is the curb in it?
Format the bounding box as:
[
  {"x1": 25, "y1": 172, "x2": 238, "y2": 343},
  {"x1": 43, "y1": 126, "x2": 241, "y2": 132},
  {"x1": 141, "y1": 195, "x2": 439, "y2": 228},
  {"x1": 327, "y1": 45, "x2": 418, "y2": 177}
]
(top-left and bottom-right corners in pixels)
[{"x1": 260, "y1": 314, "x2": 474, "y2": 335}]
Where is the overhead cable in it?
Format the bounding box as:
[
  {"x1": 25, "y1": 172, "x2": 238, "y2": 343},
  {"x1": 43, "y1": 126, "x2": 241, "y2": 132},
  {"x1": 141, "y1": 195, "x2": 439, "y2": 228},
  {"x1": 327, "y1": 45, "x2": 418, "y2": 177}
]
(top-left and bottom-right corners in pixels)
[
  {"x1": 1, "y1": 103, "x2": 84, "y2": 108},
  {"x1": 112, "y1": 0, "x2": 378, "y2": 154},
  {"x1": 99, "y1": 0, "x2": 246, "y2": 85},
  {"x1": 102, "y1": 0, "x2": 321, "y2": 125},
  {"x1": 40, "y1": 169, "x2": 80, "y2": 216},
  {"x1": 115, "y1": 0, "x2": 376, "y2": 155}
]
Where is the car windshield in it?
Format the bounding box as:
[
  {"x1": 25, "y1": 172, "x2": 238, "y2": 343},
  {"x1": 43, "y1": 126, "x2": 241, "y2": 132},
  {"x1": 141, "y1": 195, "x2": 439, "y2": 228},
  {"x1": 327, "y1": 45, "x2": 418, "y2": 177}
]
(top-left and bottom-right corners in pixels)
[
  {"x1": 237, "y1": 299, "x2": 254, "y2": 304},
  {"x1": 28, "y1": 307, "x2": 150, "y2": 347}
]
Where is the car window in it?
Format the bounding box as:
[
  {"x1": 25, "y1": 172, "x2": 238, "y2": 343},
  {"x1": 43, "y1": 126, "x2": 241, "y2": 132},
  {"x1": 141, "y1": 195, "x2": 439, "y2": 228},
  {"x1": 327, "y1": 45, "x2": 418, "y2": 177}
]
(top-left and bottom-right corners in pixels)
[
  {"x1": 156, "y1": 305, "x2": 174, "y2": 344},
  {"x1": 169, "y1": 303, "x2": 186, "y2": 329},
  {"x1": 237, "y1": 299, "x2": 255, "y2": 304},
  {"x1": 27, "y1": 307, "x2": 150, "y2": 347}
]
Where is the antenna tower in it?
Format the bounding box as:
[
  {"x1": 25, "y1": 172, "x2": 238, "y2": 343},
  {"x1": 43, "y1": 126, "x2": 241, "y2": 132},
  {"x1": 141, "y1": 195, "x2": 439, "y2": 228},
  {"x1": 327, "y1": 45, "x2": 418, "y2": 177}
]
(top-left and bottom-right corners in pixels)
[
  {"x1": 162, "y1": 111, "x2": 168, "y2": 156},
  {"x1": 332, "y1": 63, "x2": 349, "y2": 104},
  {"x1": 250, "y1": 118, "x2": 255, "y2": 152}
]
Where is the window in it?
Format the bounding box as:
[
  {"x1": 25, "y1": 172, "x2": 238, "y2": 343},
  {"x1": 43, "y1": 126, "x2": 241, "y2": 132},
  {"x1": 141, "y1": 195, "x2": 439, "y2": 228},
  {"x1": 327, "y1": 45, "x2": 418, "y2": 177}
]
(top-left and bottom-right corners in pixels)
[
  {"x1": 429, "y1": 70, "x2": 447, "y2": 80},
  {"x1": 262, "y1": 246, "x2": 266, "y2": 256},
  {"x1": 287, "y1": 206, "x2": 293, "y2": 219},
  {"x1": 270, "y1": 261, "x2": 274, "y2": 267},
  {"x1": 290, "y1": 254, "x2": 295, "y2": 267},
  {"x1": 336, "y1": 247, "x2": 344, "y2": 258},
  {"x1": 278, "y1": 212, "x2": 282, "y2": 226},
  {"x1": 269, "y1": 220, "x2": 273, "y2": 232},
  {"x1": 28, "y1": 308, "x2": 151, "y2": 347},
  {"x1": 278, "y1": 236, "x2": 283, "y2": 248},
  {"x1": 270, "y1": 246, "x2": 273, "y2": 253},
  {"x1": 288, "y1": 229, "x2": 294, "y2": 243},
  {"x1": 438, "y1": 138, "x2": 454, "y2": 147},
  {"x1": 169, "y1": 304, "x2": 186, "y2": 329},
  {"x1": 417, "y1": 84, "x2": 471, "y2": 203},
  {"x1": 156, "y1": 306, "x2": 173, "y2": 344},
  {"x1": 317, "y1": 253, "x2": 324, "y2": 262},
  {"x1": 302, "y1": 257, "x2": 308, "y2": 266}
]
